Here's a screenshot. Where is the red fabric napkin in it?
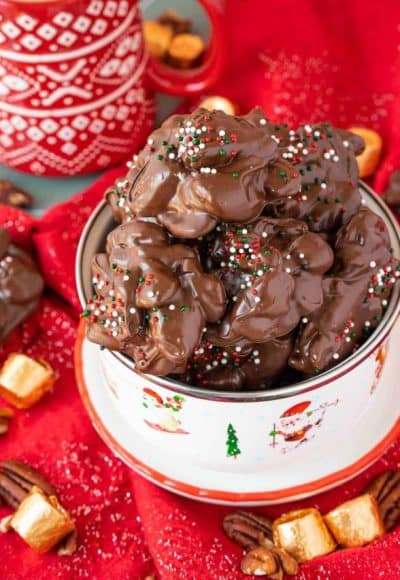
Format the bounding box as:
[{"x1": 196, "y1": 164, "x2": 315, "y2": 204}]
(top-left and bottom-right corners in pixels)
[{"x1": 2, "y1": 0, "x2": 400, "y2": 577}]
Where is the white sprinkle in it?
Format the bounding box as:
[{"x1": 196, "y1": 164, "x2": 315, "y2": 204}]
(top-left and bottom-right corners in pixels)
[
  {"x1": 112, "y1": 310, "x2": 118, "y2": 318},
  {"x1": 302, "y1": 149, "x2": 308, "y2": 155},
  {"x1": 112, "y1": 330, "x2": 118, "y2": 337},
  {"x1": 382, "y1": 300, "x2": 388, "y2": 306},
  {"x1": 218, "y1": 130, "x2": 226, "y2": 136},
  {"x1": 230, "y1": 247, "x2": 236, "y2": 254},
  {"x1": 169, "y1": 304, "x2": 176, "y2": 310},
  {"x1": 199, "y1": 143, "x2": 206, "y2": 149},
  {"x1": 299, "y1": 252, "x2": 305, "y2": 259},
  {"x1": 262, "y1": 232, "x2": 268, "y2": 238},
  {"x1": 333, "y1": 155, "x2": 339, "y2": 162},
  {"x1": 221, "y1": 358, "x2": 228, "y2": 365},
  {"x1": 259, "y1": 118, "x2": 267, "y2": 125},
  {"x1": 211, "y1": 168, "x2": 217, "y2": 174},
  {"x1": 302, "y1": 195, "x2": 308, "y2": 201},
  {"x1": 253, "y1": 350, "x2": 259, "y2": 356},
  {"x1": 323, "y1": 152, "x2": 330, "y2": 160},
  {"x1": 206, "y1": 364, "x2": 212, "y2": 371},
  {"x1": 333, "y1": 353, "x2": 340, "y2": 360},
  {"x1": 129, "y1": 307, "x2": 136, "y2": 314},
  {"x1": 285, "y1": 267, "x2": 291, "y2": 273},
  {"x1": 321, "y1": 182, "x2": 327, "y2": 189},
  {"x1": 94, "y1": 309, "x2": 100, "y2": 316},
  {"x1": 254, "y1": 296, "x2": 261, "y2": 303},
  {"x1": 345, "y1": 337, "x2": 351, "y2": 343},
  {"x1": 286, "y1": 254, "x2": 291, "y2": 260},
  {"x1": 240, "y1": 284, "x2": 246, "y2": 289},
  {"x1": 202, "y1": 126, "x2": 207, "y2": 132},
  {"x1": 147, "y1": 138, "x2": 154, "y2": 145},
  {"x1": 212, "y1": 361, "x2": 218, "y2": 367},
  {"x1": 257, "y1": 270, "x2": 263, "y2": 276},
  {"x1": 242, "y1": 228, "x2": 248, "y2": 234},
  {"x1": 235, "y1": 346, "x2": 242, "y2": 352},
  {"x1": 365, "y1": 321, "x2": 371, "y2": 327},
  {"x1": 246, "y1": 281, "x2": 252, "y2": 287},
  {"x1": 370, "y1": 261, "x2": 377, "y2": 268},
  {"x1": 302, "y1": 317, "x2": 309, "y2": 324},
  {"x1": 123, "y1": 275, "x2": 129, "y2": 281},
  {"x1": 254, "y1": 358, "x2": 260, "y2": 365},
  {"x1": 148, "y1": 291, "x2": 155, "y2": 297},
  {"x1": 232, "y1": 296, "x2": 238, "y2": 302},
  {"x1": 343, "y1": 140, "x2": 349, "y2": 147}
]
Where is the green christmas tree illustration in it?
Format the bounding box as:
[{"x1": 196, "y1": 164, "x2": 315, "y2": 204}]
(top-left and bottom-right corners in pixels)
[{"x1": 226, "y1": 423, "x2": 241, "y2": 458}]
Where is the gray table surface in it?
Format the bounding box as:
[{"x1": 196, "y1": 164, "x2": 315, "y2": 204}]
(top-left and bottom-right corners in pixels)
[{"x1": 0, "y1": 0, "x2": 209, "y2": 216}]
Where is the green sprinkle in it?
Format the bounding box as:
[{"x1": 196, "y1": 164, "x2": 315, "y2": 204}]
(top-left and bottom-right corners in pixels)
[
  {"x1": 279, "y1": 170, "x2": 287, "y2": 177},
  {"x1": 92, "y1": 293, "x2": 98, "y2": 300},
  {"x1": 305, "y1": 214, "x2": 313, "y2": 223},
  {"x1": 82, "y1": 309, "x2": 90, "y2": 317},
  {"x1": 335, "y1": 197, "x2": 341, "y2": 203},
  {"x1": 277, "y1": 230, "x2": 285, "y2": 237},
  {"x1": 350, "y1": 331, "x2": 357, "y2": 338},
  {"x1": 152, "y1": 307, "x2": 159, "y2": 312},
  {"x1": 125, "y1": 269, "x2": 130, "y2": 274},
  {"x1": 306, "y1": 165, "x2": 312, "y2": 171},
  {"x1": 300, "y1": 169, "x2": 305, "y2": 176},
  {"x1": 219, "y1": 149, "x2": 226, "y2": 156},
  {"x1": 263, "y1": 265, "x2": 270, "y2": 272},
  {"x1": 111, "y1": 263, "x2": 117, "y2": 269},
  {"x1": 138, "y1": 276, "x2": 145, "y2": 283},
  {"x1": 301, "y1": 263, "x2": 309, "y2": 270},
  {"x1": 145, "y1": 313, "x2": 150, "y2": 320},
  {"x1": 162, "y1": 140, "x2": 168, "y2": 146},
  {"x1": 180, "y1": 305, "x2": 188, "y2": 312},
  {"x1": 157, "y1": 154, "x2": 164, "y2": 161},
  {"x1": 232, "y1": 171, "x2": 239, "y2": 179},
  {"x1": 304, "y1": 184, "x2": 311, "y2": 191},
  {"x1": 324, "y1": 197, "x2": 331, "y2": 204},
  {"x1": 264, "y1": 248, "x2": 272, "y2": 255}
]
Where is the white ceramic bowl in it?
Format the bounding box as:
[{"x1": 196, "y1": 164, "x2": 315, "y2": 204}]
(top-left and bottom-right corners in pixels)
[{"x1": 75, "y1": 183, "x2": 400, "y2": 505}]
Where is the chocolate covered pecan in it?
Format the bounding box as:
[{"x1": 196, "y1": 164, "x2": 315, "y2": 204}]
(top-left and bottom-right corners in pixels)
[
  {"x1": 223, "y1": 510, "x2": 273, "y2": 550},
  {"x1": 0, "y1": 229, "x2": 44, "y2": 344}
]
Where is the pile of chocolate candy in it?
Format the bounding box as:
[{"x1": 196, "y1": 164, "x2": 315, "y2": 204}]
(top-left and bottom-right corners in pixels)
[{"x1": 84, "y1": 107, "x2": 400, "y2": 390}]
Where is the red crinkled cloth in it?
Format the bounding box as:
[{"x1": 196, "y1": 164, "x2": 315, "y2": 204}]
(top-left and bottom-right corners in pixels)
[{"x1": 2, "y1": 0, "x2": 400, "y2": 577}]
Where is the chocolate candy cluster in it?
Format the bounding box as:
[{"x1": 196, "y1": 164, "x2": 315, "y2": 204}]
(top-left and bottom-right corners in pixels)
[
  {"x1": 0, "y1": 229, "x2": 43, "y2": 344},
  {"x1": 85, "y1": 108, "x2": 399, "y2": 390}
]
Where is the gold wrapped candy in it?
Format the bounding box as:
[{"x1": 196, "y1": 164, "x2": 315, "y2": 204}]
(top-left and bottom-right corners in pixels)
[
  {"x1": 272, "y1": 508, "x2": 336, "y2": 563},
  {"x1": 10, "y1": 486, "x2": 75, "y2": 553},
  {"x1": 325, "y1": 493, "x2": 385, "y2": 548},
  {"x1": 348, "y1": 126, "x2": 382, "y2": 178},
  {"x1": 0, "y1": 353, "x2": 55, "y2": 409},
  {"x1": 143, "y1": 20, "x2": 174, "y2": 60},
  {"x1": 199, "y1": 96, "x2": 239, "y2": 116}
]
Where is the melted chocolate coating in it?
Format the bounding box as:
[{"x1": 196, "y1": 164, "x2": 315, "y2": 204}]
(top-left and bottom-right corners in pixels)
[
  {"x1": 85, "y1": 108, "x2": 399, "y2": 390},
  {"x1": 264, "y1": 123, "x2": 363, "y2": 233},
  {"x1": 182, "y1": 334, "x2": 294, "y2": 390},
  {"x1": 0, "y1": 229, "x2": 43, "y2": 344},
  {"x1": 207, "y1": 217, "x2": 333, "y2": 345},
  {"x1": 107, "y1": 108, "x2": 300, "y2": 238},
  {"x1": 86, "y1": 220, "x2": 226, "y2": 375},
  {"x1": 289, "y1": 208, "x2": 399, "y2": 374}
]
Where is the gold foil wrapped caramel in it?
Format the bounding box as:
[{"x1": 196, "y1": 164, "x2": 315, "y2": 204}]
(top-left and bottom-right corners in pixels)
[
  {"x1": 0, "y1": 353, "x2": 55, "y2": 409},
  {"x1": 10, "y1": 486, "x2": 74, "y2": 553},
  {"x1": 272, "y1": 508, "x2": 336, "y2": 563},
  {"x1": 348, "y1": 126, "x2": 382, "y2": 178},
  {"x1": 143, "y1": 21, "x2": 174, "y2": 60},
  {"x1": 199, "y1": 96, "x2": 239, "y2": 116},
  {"x1": 325, "y1": 493, "x2": 385, "y2": 548}
]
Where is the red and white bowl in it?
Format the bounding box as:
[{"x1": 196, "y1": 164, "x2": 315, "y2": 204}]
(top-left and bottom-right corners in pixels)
[{"x1": 75, "y1": 183, "x2": 400, "y2": 505}]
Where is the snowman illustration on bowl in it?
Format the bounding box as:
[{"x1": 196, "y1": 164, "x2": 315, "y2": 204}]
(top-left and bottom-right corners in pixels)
[
  {"x1": 142, "y1": 388, "x2": 189, "y2": 434},
  {"x1": 269, "y1": 399, "x2": 339, "y2": 454}
]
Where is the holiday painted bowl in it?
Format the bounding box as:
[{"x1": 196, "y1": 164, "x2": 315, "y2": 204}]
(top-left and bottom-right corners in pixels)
[{"x1": 75, "y1": 183, "x2": 400, "y2": 505}]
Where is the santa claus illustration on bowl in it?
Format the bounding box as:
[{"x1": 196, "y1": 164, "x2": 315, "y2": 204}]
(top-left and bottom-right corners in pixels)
[
  {"x1": 142, "y1": 388, "x2": 189, "y2": 434},
  {"x1": 269, "y1": 399, "x2": 339, "y2": 454}
]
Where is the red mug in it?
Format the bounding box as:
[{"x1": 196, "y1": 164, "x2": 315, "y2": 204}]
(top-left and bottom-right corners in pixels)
[{"x1": 0, "y1": 0, "x2": 226, "y2": 176}]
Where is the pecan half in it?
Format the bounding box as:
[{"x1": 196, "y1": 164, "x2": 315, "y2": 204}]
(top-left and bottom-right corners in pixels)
[
  {"x1": 0, "y1": 407, "x2": 13, "y2": 436},
  {"x1": 366, "y1": 470, "x2": 400, "y2": 531},
  {"x1": 240, "y1": 542, "x2": 298, "y2": 579},
  {"x1": 223, "y1": 510, "x2": 273, "y2": 550},
  {"x1": 57, "y1": 529, "x2": 78, "y2": 556},
  {"x1": 0, "y1": 459, "x2": 56, "y2": 509},
  {"x1": 0, "y1": 180, "x2": 32, "y2": 208}
]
